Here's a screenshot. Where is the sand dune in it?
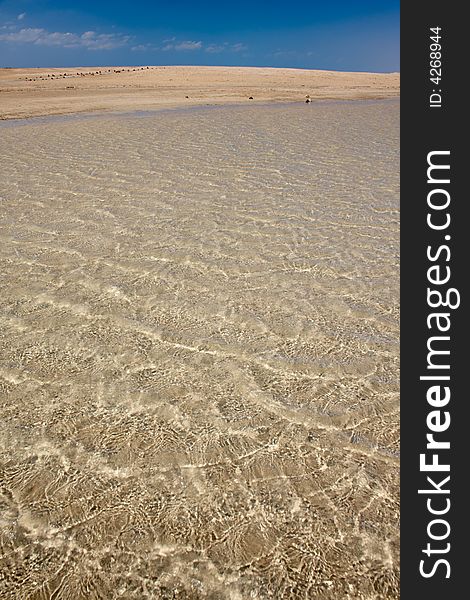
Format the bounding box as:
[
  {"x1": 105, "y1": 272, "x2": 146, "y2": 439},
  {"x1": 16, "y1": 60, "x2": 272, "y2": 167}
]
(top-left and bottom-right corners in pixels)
[{"x1": 0, "y1": 65, "x2": 399, "y2": 120}]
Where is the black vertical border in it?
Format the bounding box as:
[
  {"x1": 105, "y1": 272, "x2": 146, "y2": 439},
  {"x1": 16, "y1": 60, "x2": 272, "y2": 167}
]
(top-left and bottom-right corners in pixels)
[{"x1": 401, "y1": 2, "x2": 465, "y2": 598}]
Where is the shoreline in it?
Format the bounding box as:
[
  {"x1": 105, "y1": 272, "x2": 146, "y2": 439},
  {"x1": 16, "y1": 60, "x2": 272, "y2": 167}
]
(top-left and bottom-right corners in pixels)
[
  {"x1": 0, "y1": 65, "x2": 400, "y2": 121},
  {"x1": 0, "y1": 96, "x2": 400, "y2": 127}
]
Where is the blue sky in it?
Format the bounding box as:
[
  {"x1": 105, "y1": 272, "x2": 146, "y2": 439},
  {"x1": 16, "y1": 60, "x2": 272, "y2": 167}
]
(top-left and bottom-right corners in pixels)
[{"x1": 0, "y1": 1, "x2": 399, "y2": 71}]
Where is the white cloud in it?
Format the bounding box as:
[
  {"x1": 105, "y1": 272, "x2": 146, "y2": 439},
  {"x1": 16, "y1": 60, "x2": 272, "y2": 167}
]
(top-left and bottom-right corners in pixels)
[
  {"x1": 163, "y1": 39, "x2": 202, "y2": 51},
  {"x1": 79, "y1": 31, "x2": 130, "y2": 50},
  {"x1": 205, "y1": 44, "x2": 224, "y2": 54},
  {"x1": 205, "y1": 42, "x2": 247, "y2": 54},
  {"x1": 135, "y1": 39, "x2": 245, "y2": 54},
  {"x1": 0, "y1": 22, "x2": 247, "y2": 56},
  {"x1": 0, "y1": 27, "x2": 130, "y2": 50},
  {"x1": 0, "y1": 28, "x2": 44, "y2": 43},
  {"x1": 231, "y1": 43, "x2": 247, "y2": 52},
  {"x1": 132, "y1": 43, "x2": 151, "y2": 52}
]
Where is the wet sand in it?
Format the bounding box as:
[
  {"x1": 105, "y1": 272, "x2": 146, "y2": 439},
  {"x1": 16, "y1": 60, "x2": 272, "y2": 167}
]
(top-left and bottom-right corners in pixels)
[
  {"x1": 0, "y1": 100, "x2": 399, "y2": 599},
  {"x1": 0, "y1": 65, "x2": 399, "y2": 120}
]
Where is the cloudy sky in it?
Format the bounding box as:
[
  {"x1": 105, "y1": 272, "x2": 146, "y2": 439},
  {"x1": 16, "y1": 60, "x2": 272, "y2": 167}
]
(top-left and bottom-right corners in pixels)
[{"x1": 0, "y1": 0, "x2": 399, "y2": 71}]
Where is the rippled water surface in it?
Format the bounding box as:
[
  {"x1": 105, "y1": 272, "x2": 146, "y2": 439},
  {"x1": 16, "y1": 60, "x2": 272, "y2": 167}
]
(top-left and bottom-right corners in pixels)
[{"x1": 0, "y1": 100, "x2": 399, "y2": 599}]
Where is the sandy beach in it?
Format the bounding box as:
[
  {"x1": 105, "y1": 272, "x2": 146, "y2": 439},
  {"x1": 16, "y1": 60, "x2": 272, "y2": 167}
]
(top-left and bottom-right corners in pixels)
[{"x1": 0, "y1": 65, "x2": 399, "y2": 120}]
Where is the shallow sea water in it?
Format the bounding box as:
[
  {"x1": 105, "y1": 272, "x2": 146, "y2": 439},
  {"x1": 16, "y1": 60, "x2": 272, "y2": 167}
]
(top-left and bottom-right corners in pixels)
[{"x1": 0, "y1": 100, "x2": 399, "y2": 599}]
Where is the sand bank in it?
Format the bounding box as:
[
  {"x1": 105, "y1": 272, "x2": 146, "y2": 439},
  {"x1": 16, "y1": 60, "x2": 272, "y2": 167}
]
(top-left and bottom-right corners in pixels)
[{"x1": 0, "y1": 65, "x2": 399, "y2": 120}]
